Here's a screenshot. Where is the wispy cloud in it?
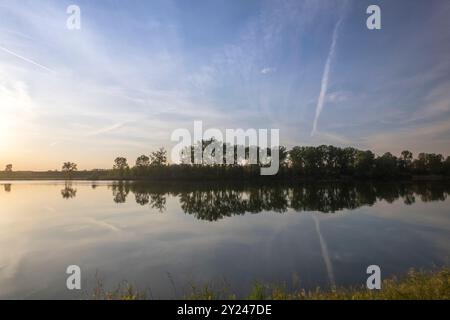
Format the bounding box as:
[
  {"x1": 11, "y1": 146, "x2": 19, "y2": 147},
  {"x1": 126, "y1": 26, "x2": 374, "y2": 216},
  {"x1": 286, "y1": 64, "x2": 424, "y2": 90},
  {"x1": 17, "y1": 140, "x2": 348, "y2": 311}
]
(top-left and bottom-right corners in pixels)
[
  {"x1": 260, "y1": 67, "x2": 276, "y2": 75},
  {"x1": 0, "y1": 45, "x2": 54, "y2": 73},
  {"x1": 1, "y1": 1, "x2": 449, "y2": 169},
  {"x1": 311, "y1": 14, "x2": 344, "y2": 136},
  {"x1": 86, "y1": 122, "x2": 126, "y2": 137}
]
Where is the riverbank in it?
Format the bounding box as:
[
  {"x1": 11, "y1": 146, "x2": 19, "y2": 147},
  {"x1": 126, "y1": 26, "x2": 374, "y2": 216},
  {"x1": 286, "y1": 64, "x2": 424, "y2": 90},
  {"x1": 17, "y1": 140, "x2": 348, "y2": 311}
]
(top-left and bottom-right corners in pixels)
[
  {"x1": 90, "y1": 267, "x2": 450, "y2": 300},
  {"x1": 1, "y1": 170, "x2": 449, "y2": 182}
]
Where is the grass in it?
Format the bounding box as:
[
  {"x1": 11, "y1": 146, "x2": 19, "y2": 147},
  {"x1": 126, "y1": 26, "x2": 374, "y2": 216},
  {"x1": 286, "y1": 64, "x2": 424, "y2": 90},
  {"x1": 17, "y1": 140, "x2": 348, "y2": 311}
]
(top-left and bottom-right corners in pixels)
[
  {"x1": 245, "y1": 267, "x2": 450, "y2": 300},
  {"x1": 90, "y1": 266, "x2": 450, "y2": 300}
]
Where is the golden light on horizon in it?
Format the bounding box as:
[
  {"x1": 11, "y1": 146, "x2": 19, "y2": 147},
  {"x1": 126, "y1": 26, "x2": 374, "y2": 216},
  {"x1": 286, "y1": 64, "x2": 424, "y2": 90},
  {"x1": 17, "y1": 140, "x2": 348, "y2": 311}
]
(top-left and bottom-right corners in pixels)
[
  {"x1": 0, "y1": 79, "x2": 35, "y2": 160},
  {"x1": 0, "y1": 109, "x2": 13, "y2": 153}
]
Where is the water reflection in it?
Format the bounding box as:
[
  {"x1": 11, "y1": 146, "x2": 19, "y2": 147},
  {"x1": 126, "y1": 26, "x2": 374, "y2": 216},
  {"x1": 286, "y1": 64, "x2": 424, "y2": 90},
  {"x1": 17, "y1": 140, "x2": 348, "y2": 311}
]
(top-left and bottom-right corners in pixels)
[
  {"x1": 4, "y1": 184, "x2": 11, "y2": 192},
  {"x1": 116, "y1": 181, "x2": 449, "y2": 221},
  {"x1": 177, "y1": 182, "x2": 449, "y2": 221},
  {"x1": 48, "y1": 181, "x2": 450, "y2": 220},
  {"x1": 111, "y1": 182, "x2": 130, "y2": 203},
  {"x1": 60, "y1": 182, "x2": 77, "y2": 199},
  {"x1": 0, "y1": 180, "x2": 449, "y2": 299}
]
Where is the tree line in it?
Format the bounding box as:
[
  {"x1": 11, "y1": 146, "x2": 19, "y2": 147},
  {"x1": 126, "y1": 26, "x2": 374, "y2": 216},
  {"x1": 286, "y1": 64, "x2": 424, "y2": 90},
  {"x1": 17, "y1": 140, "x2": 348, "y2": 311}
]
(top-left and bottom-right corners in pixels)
[
  {"x1": 106, "y1": 144, "x2": 450, "y2": 180},
  {"x1": 2, "y1": 144, "x2": 450, "y2": 180}
]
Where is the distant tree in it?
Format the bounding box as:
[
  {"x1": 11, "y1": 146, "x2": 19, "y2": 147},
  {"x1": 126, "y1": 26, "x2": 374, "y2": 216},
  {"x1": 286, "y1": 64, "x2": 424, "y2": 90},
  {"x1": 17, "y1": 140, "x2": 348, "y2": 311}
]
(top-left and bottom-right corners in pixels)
[
  {"x1": 413, "y1": 153, "x2": 427, "y2": 173},
  {"x1": 113, "y1": 157, "x2": 129, "y2": 178},
  {"x1": 114, "y1": 157, "x2": 129, "y2": 170},
  {"x1": 400, "y1": 150, "x2": 413, "y2": 163},
  {"x1": 150, "y1": 148, "x2": 167, "y2": 166},
  {"x1": 135, "y1": 155, "x2": 150, "y2": 168},
  {"x1": 289, "y1": 146, "x2": 305, "y2": 171},
  {"x1": 278, "y1": 146, "x2": 288, "y2": 166},
  {"x1": 412, "y1": 153, "x2": 443, "y2": 174},
  {"x1": 444, "y1": 156, "x2": 450, "y2": 176},
  {"x1": 375, "y1": 152, "x2": 397, "y2": 177},
  {"x1": 62, "y1": 162, "x2": 77, "y2": 179},
  {"x1": 355, "y1": 150, "x2": 375, "y2": 176},
  {"x1": 5, "y1": 164, "x2": 12, "y2": 172},
  {"x1": 426, "y1": 153, "x2": 444, "y2": 174},
  {"x1": 399, "y1": 150, "x2": 413, "y2": 171}
]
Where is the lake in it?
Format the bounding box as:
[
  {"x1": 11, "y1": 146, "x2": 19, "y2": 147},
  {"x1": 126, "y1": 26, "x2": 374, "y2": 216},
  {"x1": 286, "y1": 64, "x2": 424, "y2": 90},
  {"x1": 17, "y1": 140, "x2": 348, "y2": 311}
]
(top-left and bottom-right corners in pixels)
[{"x1": 0, "y1": 180, "x2": 449, "y2": 299}]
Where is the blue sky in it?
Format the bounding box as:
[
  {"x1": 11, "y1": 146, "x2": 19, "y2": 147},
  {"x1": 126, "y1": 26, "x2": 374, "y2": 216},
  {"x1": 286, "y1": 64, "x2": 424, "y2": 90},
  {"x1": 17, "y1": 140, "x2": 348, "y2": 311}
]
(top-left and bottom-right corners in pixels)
[{"x1": 0, "y1": 0, "x2": 449, "y2": 169}]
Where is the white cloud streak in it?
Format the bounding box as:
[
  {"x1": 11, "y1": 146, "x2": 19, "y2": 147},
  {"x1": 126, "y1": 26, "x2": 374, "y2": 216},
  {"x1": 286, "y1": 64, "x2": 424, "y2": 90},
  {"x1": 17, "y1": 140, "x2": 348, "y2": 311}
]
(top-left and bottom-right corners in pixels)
[
  {"x1": 86, "y1": 122, "x2": 126, "y2": 137},
  {"x1": 0, "y1": 45, "x2": 54, "y2": 73},
  {"x1": 311, "y1": 14, "x2": 344, "y2": 136}
]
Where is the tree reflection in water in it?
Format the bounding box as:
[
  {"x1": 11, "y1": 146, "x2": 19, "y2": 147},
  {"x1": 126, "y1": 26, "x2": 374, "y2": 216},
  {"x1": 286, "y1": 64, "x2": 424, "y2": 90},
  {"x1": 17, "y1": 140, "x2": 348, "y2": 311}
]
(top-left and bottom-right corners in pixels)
[
  {"x1": 53, "y1": 181, "x2": 449, "y2": 219},
  {"x1": 108, "y1": 181, "x2": 450, "y2": 221},
  {"x1": 61, "y1": 182, "x2": 77, "y2": 199},
  {"x1": 111, "y1": 182, "x2": 130, "y2": 203}
]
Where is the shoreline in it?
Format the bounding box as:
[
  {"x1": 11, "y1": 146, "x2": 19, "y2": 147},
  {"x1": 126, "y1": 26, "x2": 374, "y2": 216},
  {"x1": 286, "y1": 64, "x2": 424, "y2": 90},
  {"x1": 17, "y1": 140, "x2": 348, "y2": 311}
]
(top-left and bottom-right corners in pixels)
[
  {"x1": 1, "y1": 175, "x2": 449, "y2": 182},
  {"x1": 89, "y1": 266, "x2": 450, "y2": 300}
]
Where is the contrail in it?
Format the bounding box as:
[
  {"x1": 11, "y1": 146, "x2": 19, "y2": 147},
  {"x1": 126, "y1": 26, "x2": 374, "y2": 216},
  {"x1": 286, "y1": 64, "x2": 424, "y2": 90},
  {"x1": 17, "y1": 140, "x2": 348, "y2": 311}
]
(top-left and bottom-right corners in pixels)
[
  {"x1": 0, "y1": 45, "x2": 54, "y2": 73},
  {"x1": 86, "y1": 122, "x2": 125, "y2": 137},
  {"x1": 312, "y1": 215, "x2": 336, "y2": 287},
  {"x1": 311, "y1": 15, "x2": 344, "y2": 136}
]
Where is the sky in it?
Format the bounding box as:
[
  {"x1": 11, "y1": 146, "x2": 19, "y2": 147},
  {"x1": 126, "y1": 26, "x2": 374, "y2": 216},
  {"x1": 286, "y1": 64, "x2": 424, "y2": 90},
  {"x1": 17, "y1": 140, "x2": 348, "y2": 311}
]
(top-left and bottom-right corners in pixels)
[{"x1": 0, "y1": 0, "x2": 449, "y2": 170}]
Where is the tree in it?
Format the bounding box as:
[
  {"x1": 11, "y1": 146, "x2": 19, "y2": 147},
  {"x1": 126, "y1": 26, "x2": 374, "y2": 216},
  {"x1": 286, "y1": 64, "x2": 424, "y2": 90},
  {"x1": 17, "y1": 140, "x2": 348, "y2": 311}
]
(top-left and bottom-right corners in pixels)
[
  {"x1": 113, "y1": 157, "x2": 129, "y2": 178},
  {"x1": 4, "y1": 164, "x2": 12, "y2": 172},
  {"x1": 444, "y1": 156, "x2": 450, "y2": 176},
  {"x1": 62, "y1": 162, "x2": 77, "y2": 179},
  {"x1": 288, "y1": 146, "x2": 305, "y2": 174},
  {"x1": 278, "y1": 146, "x2": 288, "y2": 167},
  {"x1": 355, "y1": 150, "x2": 375, "y2": 177},
  {"x1": 413, "y1": 153, "x2": 427, "y2": 173},
  {"x1": 135, "y1": 155, "x2": 150, "y2": 168},
  {"x1": 150, "y1": 148, "x2": 167, "y2": 166},
  {"x1": 413, "y1": 153, "x2": 443, "y2": 174},
  {"x1": 375, "y1": 152, "x2": 397, "y2": 177},
  {"x1": 399, "y1": 150, "x2": 413, "y2": 172},
  {"x1": 400, "y1": 150, "x2": 413, "y2": 163},
  {"x1": 114, "y1": 157, "x2": 129, "y2": 170}
]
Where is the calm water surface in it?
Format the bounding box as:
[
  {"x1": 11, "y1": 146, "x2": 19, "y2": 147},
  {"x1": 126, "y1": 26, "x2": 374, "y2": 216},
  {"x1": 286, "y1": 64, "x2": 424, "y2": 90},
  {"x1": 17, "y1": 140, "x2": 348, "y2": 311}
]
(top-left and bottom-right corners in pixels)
[{"x1": 0, "y1": 180, "x2": 449, "y2": 299}]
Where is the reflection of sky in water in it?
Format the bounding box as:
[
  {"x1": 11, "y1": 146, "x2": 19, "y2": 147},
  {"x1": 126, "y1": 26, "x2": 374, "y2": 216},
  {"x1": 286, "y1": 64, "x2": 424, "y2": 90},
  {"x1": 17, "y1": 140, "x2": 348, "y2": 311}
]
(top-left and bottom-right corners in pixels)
[{"x1": 0, "y1": 181, "x2": 449, "y2": 299}]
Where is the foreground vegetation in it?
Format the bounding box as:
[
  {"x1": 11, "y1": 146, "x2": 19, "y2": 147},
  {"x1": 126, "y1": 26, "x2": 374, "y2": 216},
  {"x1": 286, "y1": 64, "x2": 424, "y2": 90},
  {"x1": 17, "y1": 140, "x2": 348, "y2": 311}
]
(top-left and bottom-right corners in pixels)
[{"x1": 90, "y1": 267, "x2": 450, "y2": 300}]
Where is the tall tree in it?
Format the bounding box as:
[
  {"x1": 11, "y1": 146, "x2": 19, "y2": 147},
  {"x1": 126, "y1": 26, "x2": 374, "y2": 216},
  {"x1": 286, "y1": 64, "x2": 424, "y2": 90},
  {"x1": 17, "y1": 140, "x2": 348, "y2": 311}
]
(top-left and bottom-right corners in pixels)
[
  {"x1": 4, "y1": 164, "x2": 12, "y2": 172},
  {"x1": 150, "y1": 148, "x2": 167, "y2": 166},
  {"x1": 355, "y1": 150, "x2": 375, "y2": 177},
  {"x1": 399, "y1": 150, "x2": 413, "y2": 171},
  {"x1": 375, "y1": 152, "x2": 397, "y2": 177},
  {"x1": 135, "y1": 155, "x2": 150, "y2": 167},
  {"x1": 62, "y1": 162, "x2": 77, "y2": 179},
  {"x1": 113, "y1": 157, "x2": 129, "y2": 178},
  {"x1": 114, "y1": 157, "x2": 129, "y2": 170}
]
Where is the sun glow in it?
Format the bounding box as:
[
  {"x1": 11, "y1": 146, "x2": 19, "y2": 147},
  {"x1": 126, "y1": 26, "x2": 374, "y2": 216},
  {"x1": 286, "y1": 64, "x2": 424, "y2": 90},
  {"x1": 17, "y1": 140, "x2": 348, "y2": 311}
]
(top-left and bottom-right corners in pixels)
[
  {"x1": 0, "y1": 79, "x2": 34, "y2": 154},
  {"x1": 0, "y1": 111, "x2": 14, "y2": 153}
]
